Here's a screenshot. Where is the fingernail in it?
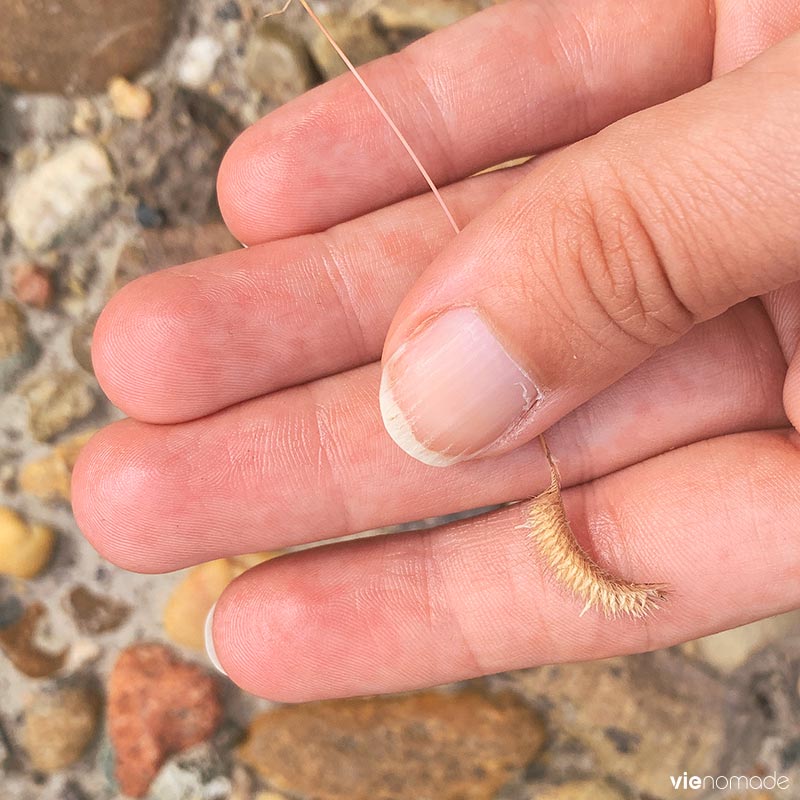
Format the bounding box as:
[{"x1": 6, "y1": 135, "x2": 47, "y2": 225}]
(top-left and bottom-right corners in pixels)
[
  {"x1": 380, "y1": 307, "x2": 539, "y2": 466},
  {"x1": 204, "y1": 602, "x2": 227, "y2": 676}
]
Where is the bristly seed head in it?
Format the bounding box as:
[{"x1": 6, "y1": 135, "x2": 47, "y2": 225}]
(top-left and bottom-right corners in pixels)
[{"x1": 525, "y1": 436, "x2": 668, "y2": 620}]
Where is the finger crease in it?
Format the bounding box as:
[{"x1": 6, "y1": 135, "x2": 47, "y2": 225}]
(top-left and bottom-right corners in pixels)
[{"x1": 317, "y1": 233, "x2": 370, "y2": 359}]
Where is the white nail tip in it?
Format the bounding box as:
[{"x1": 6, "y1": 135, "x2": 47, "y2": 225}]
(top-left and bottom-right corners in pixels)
[
  {"x1": 204, "y1": 602, "x2": 227, "y2": 676},
  {"x1": 379, "y1": 368, "x2": 458, "y2": 468}
]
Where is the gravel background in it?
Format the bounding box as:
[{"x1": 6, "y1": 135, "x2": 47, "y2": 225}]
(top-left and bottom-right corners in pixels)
[{"x1": 1, "y1": 2, "x2": 799, "y2": 799}]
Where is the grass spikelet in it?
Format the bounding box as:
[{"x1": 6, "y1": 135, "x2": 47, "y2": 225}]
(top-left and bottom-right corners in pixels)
[{"x1": 525, "y1": 436, "x2": 668, "y2": 619}]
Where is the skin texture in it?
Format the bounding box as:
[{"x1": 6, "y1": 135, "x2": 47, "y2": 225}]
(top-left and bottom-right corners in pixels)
[{"x1": 74, "y1": 0, "x2": 800, "y2": 701}]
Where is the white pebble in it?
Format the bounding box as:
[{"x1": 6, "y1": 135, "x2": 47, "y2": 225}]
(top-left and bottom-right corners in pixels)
[
  {"x1": 7, "y1": 140, "x2": 114, "y2": 252},
  {"x1": 178, "y1": 36, "x2": 224, "y2": 89}
]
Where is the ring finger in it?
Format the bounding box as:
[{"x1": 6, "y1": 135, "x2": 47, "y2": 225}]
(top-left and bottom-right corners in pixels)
[{"x1": 74, "y1": 300, "x2": 787, "y2": 572}]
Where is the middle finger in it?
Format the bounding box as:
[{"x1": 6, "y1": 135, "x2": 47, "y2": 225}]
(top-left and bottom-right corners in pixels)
[
  {"x1": 93, "y1": 164, "x2": 528, "y2": 424},
  {"x1": 74, "y1": 300, "x2": 787, "y2": 573}
]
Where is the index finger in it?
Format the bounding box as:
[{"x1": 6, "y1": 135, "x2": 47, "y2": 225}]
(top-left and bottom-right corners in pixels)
[{"x1": 218, "y1": 0, "x2": 713, "y2": 245}]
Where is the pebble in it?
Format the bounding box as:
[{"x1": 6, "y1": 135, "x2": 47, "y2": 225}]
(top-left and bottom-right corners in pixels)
[
  {"x1": 23, "y1": 371, "x2": 96, "y2": 442},
  {"x1": 0, "y1": 602, "x2": 67, "y2": 678},
  {"x1": 512, "y1": 652, "x2": 728, "y2": 799},
  {"x1": 64, "y1": 585, "x2": 131, "y2": 635},
  {"x1": 0, "y1": 0, "x2": 176, "y2": 93},
  {"x1": 135, "y1": 201, "x2": 166, "y2": 229},
  {"x1": 0, "y1": 506, "x2": 55, "y2": 579},
  {"x1": 216, "y1": 1, "x2": 242, "y2": 21},
  {"x1": 177, "y1": 36, "x2": 224, "y2": 89},
  {"x1": 164, "y1": 554, "x2": 276, "y2": 651},
  {"x1": 0, "y1": 299, "x2": 40, "y2": 393},
  {"x1": 682, "y1": 611, "x2": 800, "y2": 673},
  {"x1": 237, "y1": 689, "x2": 546, "y2": 800},
  {"x1": 108, "y1": 644, "x2": 222, "y2": 797},
  {"x1": 11, "y1": 262, "x2": 53, "y2": 309},
  {"x1": 8, "y1": 140, "x2": 114, "y2": 252},
  {"x1": 22, "y1": 684, "x2": 100, "y2": 772},
  {"x1": 146, "y1": 743, "x2": 231, "y2": 800},
  {"x1": 108, "y1": 76, "x2": 153, "y2": 121},
  {"x1": 14, "y1": 94, "x2": 73, "y2": 139},
  {"x1": 308, "y1": 15, "x2": 391, "y2": 80},
  {"x1": 373, "y1": 0, "x2": 481, "y2": 34},
  {"x1": 245, "y1": 22, "x2": 317, "y2": 102},
  {"x1": 71, "y1": 99, "x2": 101, "y2": 137},
  {"x1": 18, "y1": 430, "x2": 97, "y2": 504}
]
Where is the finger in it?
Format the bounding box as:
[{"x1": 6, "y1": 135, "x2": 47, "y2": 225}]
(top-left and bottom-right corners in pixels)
[
  {"x1": 73, "y1": 301, "x2": 787, "y2": 573},
  {"x1": 379, "y1": 33, "x2": 800, "y2": 467},
  {"x1": 210, "y1": 428, "x2": 800, "y2": 701},
  {"x1": 218, "y1": 0, "x2": 713, "y2": 244},
  {"x1": 94, "y1": 163, "x2": 526, "y2": 424},
  {"x1": 713, "y1": 0, "x2": 800, "y2": 74}
]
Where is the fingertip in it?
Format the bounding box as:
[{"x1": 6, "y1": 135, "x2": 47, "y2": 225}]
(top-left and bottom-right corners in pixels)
[
  {"x1": 216, "y1": 128, "x2": 271, "y2": 246},
  {"x1": 71, "y1": 423, "x2": 145, "y2": 572},
  {"x1": 91, "y1": 278, "x2": 163, "y2": 421},
  {"x1": 216, "y1": 108, "x2": 329, "y2": 246},
  {"x1": 71, "y1": 425, "x2": 113, "y2": 554},
  {"x1": 71, "y1": 421, "x2": 185, "y2": 574},
  {"x1": 69, "y1": 429, "x2": 100, "y2": 536},
  {"x1": 211, "y1": 564, "x2": 318, "y2": 702},
  {"x1": 204, "y1": 602, "x2": 227, "y2": 676},
  {"x1": 92, "y1": 271, "x2": 221, "y2": 424},
  {"x1": 216, "y1": 69, "x2": 408, "y2": 246},
  {"x1": 91, "y1": 287, "x2": 133, "y2": 413}
]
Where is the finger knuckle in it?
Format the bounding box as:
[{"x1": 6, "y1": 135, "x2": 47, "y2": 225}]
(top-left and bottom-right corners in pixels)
[
  {"x1": 557, "y1": 163, "x2": 696, "y2": 350},
  {"x1": 317, "y1": 232, "x2": 371, "y2": 361}
]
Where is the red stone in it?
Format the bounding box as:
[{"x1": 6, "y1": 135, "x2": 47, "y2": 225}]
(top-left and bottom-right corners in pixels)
[
  {"x1": 107, "y1": 643, "x2": 222, "y2": 797},
  {"x1": 12, "y1": 263, "x2": 52, "y2": 309}
]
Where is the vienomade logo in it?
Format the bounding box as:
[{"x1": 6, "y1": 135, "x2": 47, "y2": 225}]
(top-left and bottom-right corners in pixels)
[{"x1": 669, "y1": 772, "x2": 790, "y2": 792}]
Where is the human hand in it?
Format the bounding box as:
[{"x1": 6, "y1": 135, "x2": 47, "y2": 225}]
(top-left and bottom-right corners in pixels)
[{"x1": 74, "y1": 0, "x2": 800, "y2": 701}]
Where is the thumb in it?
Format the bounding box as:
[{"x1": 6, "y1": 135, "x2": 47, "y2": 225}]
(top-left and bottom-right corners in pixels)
[{"x1": 380, "y1": 32, "x2": 800, "y2": 467}]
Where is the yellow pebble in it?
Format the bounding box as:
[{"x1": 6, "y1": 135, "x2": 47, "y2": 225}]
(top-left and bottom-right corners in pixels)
[
  {"x1": 163, "y1": 552, "x2": 277, "y2": 650},
  {"x1": 107, "y1": 76, "x2": 153, "y2": 120},
  {"x1": 19, "y1": 430, "x2": 96, "y2": 503},
  {"x1": 0, "y1": 506, "x2": 55, "y2": 578}
]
